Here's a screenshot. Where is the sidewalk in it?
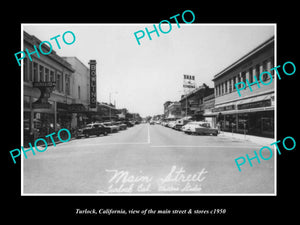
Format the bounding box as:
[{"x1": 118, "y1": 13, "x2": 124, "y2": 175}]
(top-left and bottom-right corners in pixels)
[
  {"x1": 24, "y1": 133, "x2": 77, "y2": 148},
  {"x1": 218, "y1": 131, "x2": 274, "y2": 146}
]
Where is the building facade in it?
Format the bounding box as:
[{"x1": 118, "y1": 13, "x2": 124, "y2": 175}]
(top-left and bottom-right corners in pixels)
[
  {"x1": 23, "y1": 31, "x2": 98, "y2": 146},
  {"x1": 164, "y1": 102, "x2": 182, "y2": 119},
  {"x1": 62, "y1": 57, "x2": 91, "y2": 128},
  {"x1": 202, "y1": 93, "x2": 216, "y2": 128},
  {"x1": 23, "y1": 31, "x2": 77, "y2": 145},
  {"x1": 179, "y1": 83, "x2": 214, "y2": 120},
  {"x1": 212, "y1": 36, "x2": 275, "y2": 138}
]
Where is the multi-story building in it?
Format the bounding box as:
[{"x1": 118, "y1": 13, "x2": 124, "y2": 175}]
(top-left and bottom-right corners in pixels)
[
  {"x1": 62, "y1": 56, "x2": 91, "y2": 128},
  {"x1": 211, "y1": 36, "x2": 274, "y2": 138},
  {"x1": 164, "y1": 101, "x2": 182, "y2": 119},
  {"x1": 163, "y1": 101, "x2": 172, "y2": 116},
  {"x1": 23, "y1": 31, "x2": 76, "y2": 145},
  {"x1": 179, "y1": 83, "x2": 214, "y2": 120}
]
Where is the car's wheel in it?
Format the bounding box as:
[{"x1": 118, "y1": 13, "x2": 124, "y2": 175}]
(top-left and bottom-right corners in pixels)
[
  {"x1": 85, "y1": 133, "x2": 89, "y2": 138},
  {"x1": 213, "y1": 132, "x2": 218, "y2": 136}
]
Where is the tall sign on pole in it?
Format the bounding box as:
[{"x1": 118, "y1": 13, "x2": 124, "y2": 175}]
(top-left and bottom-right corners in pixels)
[
  {"x1": 89, "y1": 60, "x2": 97, "y2": 108},
  {"x1": 183, "y1": 74, "x2": 196, "y2": 95}
]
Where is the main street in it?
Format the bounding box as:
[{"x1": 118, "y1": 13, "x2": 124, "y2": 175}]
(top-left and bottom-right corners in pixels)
[{"x1": 23, "y1": 123, "x2": 275, "y2": 195}]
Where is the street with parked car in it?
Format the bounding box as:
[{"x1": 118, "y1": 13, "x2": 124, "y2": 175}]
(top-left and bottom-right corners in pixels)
[
  {"x1": 156, "y1": 118, "x2": 218, "y2": 136},
  {"x1": 75, "y1": 120, "x2": 137, "y2": 138}
]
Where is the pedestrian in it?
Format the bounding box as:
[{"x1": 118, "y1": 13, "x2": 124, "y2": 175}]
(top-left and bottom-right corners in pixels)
[{"x1": 217, "y1": 122, "x2": 221, "y2": 134}]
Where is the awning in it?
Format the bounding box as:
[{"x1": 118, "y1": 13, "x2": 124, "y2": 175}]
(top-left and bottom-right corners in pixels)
[
  {"x1": 216, "y1": 93, "x2": 274, "y2": 107},
  {"x1": 236, "y1": 93, "x2": 273, "y2": 105},
  {"x1": 217, "y1": 106, "x2": 274, "y2": 115}
]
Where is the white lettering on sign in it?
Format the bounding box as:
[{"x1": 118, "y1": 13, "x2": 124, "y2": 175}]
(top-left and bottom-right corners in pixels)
[{"x1": 96, "y1": 166, "x2": 208, "y2": 194}]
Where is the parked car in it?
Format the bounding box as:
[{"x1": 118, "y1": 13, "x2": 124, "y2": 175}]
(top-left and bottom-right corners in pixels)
[
  {"x1": 174, "y1": 118, "x2": 192, "y2": 131},
  {"x1": 114, "y1": 121, "x2": 127, "y2": 130},
  {"x1": 77, "y1": 123, "x2": 110, "y2": 138},
  {"x1": 167, "y1": 121, "x2": 177, "y2": 129},
  {"x1": 195, "y1": 125, "x2": 218, "y2": 136},
  {"x1": 161, "y1": 121, "x2": 168, "y2": 127},
  {"x1": 182, "y1": 121, "x2": 213, "y2": 134},
  {"x1": 124, "y1": 121, "x2": 134, "y2": 127},
  {"x1": 102, "y1": 122, "x2": 119, "y2": 133},
  {"x1": 149, "y1": 120, "x2": 155, "y2": 125}
]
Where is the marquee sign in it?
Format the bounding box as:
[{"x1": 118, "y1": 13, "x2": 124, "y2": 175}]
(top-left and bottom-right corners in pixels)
[{"x1": 89, "y1": 60, "x2": 97, "y2": 108}]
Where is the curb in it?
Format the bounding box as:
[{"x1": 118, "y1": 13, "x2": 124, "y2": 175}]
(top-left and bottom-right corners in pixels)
[{"x1": 218, "y1": 132, "x2": 274, "y2": 146}]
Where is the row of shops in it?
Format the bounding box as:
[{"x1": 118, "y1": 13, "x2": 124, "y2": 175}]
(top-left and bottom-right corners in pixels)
[
  {"x1": 164, "y1": 36, "x2": 275, "y2": 138},
  {"x1": 22, "y1": 31, "x2": 133, "y2": 146}
]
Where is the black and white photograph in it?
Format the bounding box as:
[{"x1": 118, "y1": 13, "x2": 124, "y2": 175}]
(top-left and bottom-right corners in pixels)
[
  {"x1": 21, "y1": 23, "x2": 276, "y2": 195},
  {"x1": 4, "y1": 3, "x2": 299, "y2": 220}
]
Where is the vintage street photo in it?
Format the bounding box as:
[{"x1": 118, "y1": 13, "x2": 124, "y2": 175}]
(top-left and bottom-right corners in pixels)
[{"x1": 21, "y1": 24, "x2": 275, "y2": 195}]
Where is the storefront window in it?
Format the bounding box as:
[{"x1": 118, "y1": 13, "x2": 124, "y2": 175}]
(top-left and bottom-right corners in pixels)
[
  {"x1": 262, "y1": 114, "x2": 274, "y2": 137},
  {"x1": 237, "y1": 113, "x2": 248, "y2": 134},
  {"x1": 223, "y1": 114, "x2": 237, "y2": 132},
  {"x1": 33, "y1": 112, "x2": 54, "y2": 138}
]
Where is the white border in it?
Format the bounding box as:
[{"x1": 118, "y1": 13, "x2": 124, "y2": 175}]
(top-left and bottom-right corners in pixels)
[{"x1": 21, "y1": 23, "x2": 277, "y2": 196}]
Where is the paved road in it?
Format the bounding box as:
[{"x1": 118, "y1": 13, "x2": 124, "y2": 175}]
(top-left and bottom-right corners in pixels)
[{"x1": 23, "y1": 123, "x2": 275, "y2": 195}]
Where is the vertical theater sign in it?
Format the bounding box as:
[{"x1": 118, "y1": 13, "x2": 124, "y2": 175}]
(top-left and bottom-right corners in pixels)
[{"x1": 89, "y1": 60, "x2": 97, "y2": 108}]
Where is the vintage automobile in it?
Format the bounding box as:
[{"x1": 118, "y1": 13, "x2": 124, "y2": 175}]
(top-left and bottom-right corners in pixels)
[
  {"x1": 182, "y1": 121, "x2": 216, "y2": 135},
  {"x1": 77, "y1": 123, "x2": 110, "y2": 138},
  {"x1": 195, "y1": 125, "x2": 218, "y2": 136},
  {"x1": 123, "y1": 121, "x2": 134, "y2": 127},
  {"x1": 174, "y1": 118, "x2": 192, "y2": 131},
  {"x1": 114, "y1": 121, "x2": 127, "y2": 130},
  {"x1": 167, "y1": 121, "x2": 177, "y2": 129},
  {"x1": 102, "y1": 122, "x2": 120, "y2": 133}
]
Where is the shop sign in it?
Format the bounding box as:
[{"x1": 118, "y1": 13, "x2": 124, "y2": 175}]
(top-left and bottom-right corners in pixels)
[
  {"x1": 33, "y1": 82, "x2": 56, "y2": 87},
  {"x1": 212, "y1": 104, "x2": 235, "y2": 112},
  {"x1": 237, "y1": 99, "x2": 271, "y2": 110},
  {"x1": 89, "y1": 60, "x2": 97, "y2": 108},
  {"x1": 32, "y1": 103, "x2": 52, "y2": 109}
]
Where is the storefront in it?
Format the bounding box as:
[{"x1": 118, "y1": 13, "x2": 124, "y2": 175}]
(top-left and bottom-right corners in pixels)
[
  {"x1": 23, "y1": 95, "x2": 56, "y2": 145},
  {"x1": 214, "y1": 94, "x2": 274, "y2": 138}
]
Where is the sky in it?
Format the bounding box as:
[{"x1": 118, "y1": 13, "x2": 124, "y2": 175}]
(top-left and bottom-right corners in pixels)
[{"x1": 23, "y1": 24, "x2": 275, "y2": 117}]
